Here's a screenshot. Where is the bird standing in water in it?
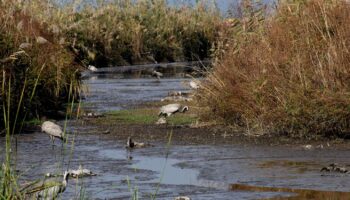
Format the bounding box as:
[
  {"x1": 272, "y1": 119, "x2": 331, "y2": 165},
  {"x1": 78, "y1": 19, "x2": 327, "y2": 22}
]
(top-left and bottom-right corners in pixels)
[
  {"x1": 189, "y1": 80, "x2": 200, "y2": 89},
  {"x1": 41, "y1": 121, "x2": 66, "y2": 145},
  {"x1": 25, "y1": 171, "x2": 70, "y2": 200},
  {"x1": 68, "y1": 165, "x2": 97, "y2": 178},
  {"x1": 152, "y1": 70, "x2": 163, "y2": 81},
  {"x1": 125, "y1": 137, "x2": 152, "y2": 149},
  {"x1": 88, "y1": 65, "x2": 98, "y2": 72}
]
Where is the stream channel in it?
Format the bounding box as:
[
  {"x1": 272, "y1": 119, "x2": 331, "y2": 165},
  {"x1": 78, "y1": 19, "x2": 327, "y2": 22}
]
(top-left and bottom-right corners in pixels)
[{"x1": 4, "y1": 63, "x2": 350, "y2": 199}]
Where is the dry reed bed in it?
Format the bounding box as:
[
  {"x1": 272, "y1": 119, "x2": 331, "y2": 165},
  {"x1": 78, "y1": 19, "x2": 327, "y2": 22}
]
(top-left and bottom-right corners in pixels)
[
  {"x1": 0, "y1": 0, "x2": 222, "y2": 131},
  {"x1": 0, "y1": 1, "x2": 81, "y2": 131},
  {"x1": 35, "y1": 0, "x2": 222, "y2": 66},
  {"x1": 200, "y1": 0, "x2": 350, "y2": 138}
]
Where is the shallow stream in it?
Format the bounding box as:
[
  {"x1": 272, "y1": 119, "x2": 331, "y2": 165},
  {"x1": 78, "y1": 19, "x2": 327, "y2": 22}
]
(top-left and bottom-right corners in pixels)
[{"x1": 2, "y1": 65, "x2": 350, "y2": 199}]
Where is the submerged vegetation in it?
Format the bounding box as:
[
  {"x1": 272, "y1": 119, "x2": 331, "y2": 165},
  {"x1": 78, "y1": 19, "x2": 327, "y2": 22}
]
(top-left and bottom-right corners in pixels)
[{"x1": 200, "y1": 0, "x2": 350, "y2": 138}]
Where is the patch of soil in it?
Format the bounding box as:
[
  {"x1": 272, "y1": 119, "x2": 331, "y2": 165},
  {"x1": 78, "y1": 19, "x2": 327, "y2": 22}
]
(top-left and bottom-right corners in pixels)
[{"x1": 73, "y1": 118, "x2": 350, "y2": 149}]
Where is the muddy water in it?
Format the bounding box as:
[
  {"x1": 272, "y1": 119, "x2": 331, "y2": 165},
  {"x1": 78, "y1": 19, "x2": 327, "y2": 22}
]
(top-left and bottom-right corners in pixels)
[{"x1": 3, "y1": 70, "x2": 350, "y2": 199}]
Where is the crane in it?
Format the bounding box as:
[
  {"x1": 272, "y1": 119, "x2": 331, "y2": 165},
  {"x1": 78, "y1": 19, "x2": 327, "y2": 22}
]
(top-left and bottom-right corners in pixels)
[
  {"x1": 25, "y1": 171, "x2": 70, "y2": 200},
  {"x1": 158, "y1": 103, "x2": 189, "y2": 117},
  {"x1": 152, "y1": 70, "x2": 163, "y2": 80},
  {"x1": 125, "y1": 137, "x2": 152, "y2": 149},
  {"x1": 69, "y1": 165, "x2": 97, "y2": 178},
  {"x1": 41, "y1": 121, "x2": 66, "y2": 145}
]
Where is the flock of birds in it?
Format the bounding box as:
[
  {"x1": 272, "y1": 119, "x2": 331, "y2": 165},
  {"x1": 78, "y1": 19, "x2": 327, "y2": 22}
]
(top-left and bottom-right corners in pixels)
[
  {"x1": 26, "y1": 122, "x2": 92, "y2": 199},
  {"x1": 31, "y1": 66, "x2": 199, "y2": 199},
  {"x1": 37, "y1": 102, "x2": 191, "y2": 199}
]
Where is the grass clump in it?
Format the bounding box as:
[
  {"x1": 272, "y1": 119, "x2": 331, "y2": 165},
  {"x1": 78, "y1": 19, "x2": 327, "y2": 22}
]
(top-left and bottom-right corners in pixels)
[
  {"x1": 103, "y1": 108, "x2": 196, "y2": 125},
  {"x1": 199, "y1": 0, "x2": 350, "y2": 138}
]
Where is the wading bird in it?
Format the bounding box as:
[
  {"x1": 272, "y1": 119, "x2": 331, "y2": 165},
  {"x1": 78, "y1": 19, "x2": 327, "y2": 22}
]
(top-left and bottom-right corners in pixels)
[
  {"x1": 168, "y1": 91, "x2": 182, "y2": 97},
  {"x1": 88, "y1": 65, "x2": 98, "y2": 72},
  {"x1": 158, "y1": 103, "x2": 189, "y2": 117},
  {"x1": 189, "y1": 80, "x2": 200, "y2": 90},
  {"x1": 41, "y1": 121, "x2": 66, "y2": 145},
  {"x1": 69, "y1": 165, "x2": 97, "y2": 178},
  {"x1": 175, "y1": 196, "x2": 191, "y2": 200},
  {"x1": 125, "y1": 137, "x2": 152, "y2": 149},
  {"x1": 36, "y1": 36, "x2": 48, "y2": 44},
  {"x1": 27, "y1": 171, "x2": 69, "y2": 200},
  {"x1": 152, "y1": 70, "x2": 163, "y2": 80},
  {"x1": 19, "y1": 42, "x2": 32, "y2": 50}
]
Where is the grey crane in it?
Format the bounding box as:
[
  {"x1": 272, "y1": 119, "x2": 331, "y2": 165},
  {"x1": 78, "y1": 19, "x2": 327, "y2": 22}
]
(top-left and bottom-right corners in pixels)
[
  {"x1": 175, "y1": 196, "x2": 191, "y2": 200},
  {"x1": 36, "y1": 36, "x2": 48, "y2": 44},
  {"x1": 25, "y1": 171, "x2": 69, "y2": 200},
  {"x1": 158, "y1": 103, "x2": 189, "y2": 117},
  {"x1": 19, "y1": 42, "x2": 32, "y2": 50},
  {"x1": 68, "y1": 165, "x2": 97, "y2": 178},
  {"x1": 189, "y1": 80, "x2": 200, "y2": 90},
  {"x1": 88, "y1": 65, "x2": 98, "y2": 72},
  {"x1": 41, "y1": 121, "x2": 66, "y2": 144},
  {"x1": 36, "y1": 171, "x2": 69, "y2": 200},
  {"x1": 152, "y1": 70, "x2": 163, "y2": 80},
  {"x1": 125, "y1": 137, "x2": 152, "y2": 149},
  {"x1": 126, "y1": 136, "x2": 135, "y2": 148}
]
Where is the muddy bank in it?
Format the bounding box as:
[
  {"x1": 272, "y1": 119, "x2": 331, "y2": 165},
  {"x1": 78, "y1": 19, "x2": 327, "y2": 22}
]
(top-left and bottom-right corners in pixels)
[
  {"x1": 76, "y1": 114, "x2": 350, "y2": 149},
  {"x1": 231, "y1": 184, "x2": 350, "y2": 200}
]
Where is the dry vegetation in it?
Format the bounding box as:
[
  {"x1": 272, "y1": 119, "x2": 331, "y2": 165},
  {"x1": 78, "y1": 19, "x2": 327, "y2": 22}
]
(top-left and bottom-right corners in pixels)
[
  {"x1": 199, "y1": 0, "x2": 350, "y2": 139},
  {"x1": 0, "y1": 0, "x2": 222, "y2": 131},
  {"x1": 38, "y1": 0, "x2": 221, "y2": 66},
  {"x1": 0, "y1": 1, "x2": 82, "y2": 133}
]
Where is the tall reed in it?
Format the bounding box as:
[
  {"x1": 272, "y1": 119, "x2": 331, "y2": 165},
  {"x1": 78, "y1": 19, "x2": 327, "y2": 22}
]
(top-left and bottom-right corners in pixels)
[
  {"x1": 199, "y1": 0, "x2": 350, "y2": 138},
  {"x1": 0, "y1": 0, "x2": 81, "y2": 130},
  {"x1": 0, "y1": 1, "x2": 81, "y2": 198},
  {"x1": 31, "y1": 0, "x2": 222, "y2": 66}
]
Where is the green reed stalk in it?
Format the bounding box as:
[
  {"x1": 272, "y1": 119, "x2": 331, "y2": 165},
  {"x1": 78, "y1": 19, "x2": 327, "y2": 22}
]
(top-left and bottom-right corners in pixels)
[
  {"x1": 19, "y1": 64, "x2": 45, "y2": 133},
  {"x1": 150, "y1": 130, "x2": 173, "y2": 200}
]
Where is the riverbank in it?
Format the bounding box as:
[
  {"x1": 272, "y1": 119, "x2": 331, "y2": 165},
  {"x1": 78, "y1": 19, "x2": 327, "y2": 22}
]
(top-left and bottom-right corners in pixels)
[{"x1": 77, "y1": 102, "x2": 350, "y2": 148}]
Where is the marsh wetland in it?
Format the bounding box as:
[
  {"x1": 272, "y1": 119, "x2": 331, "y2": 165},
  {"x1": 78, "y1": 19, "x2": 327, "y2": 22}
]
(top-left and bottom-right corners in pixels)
[
  {"x1": 2, "y1": 0, "x2": 350, "y2": 199},
  {"x1": 4, "y1": 67, "x2": 350, "y2": 199}
]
